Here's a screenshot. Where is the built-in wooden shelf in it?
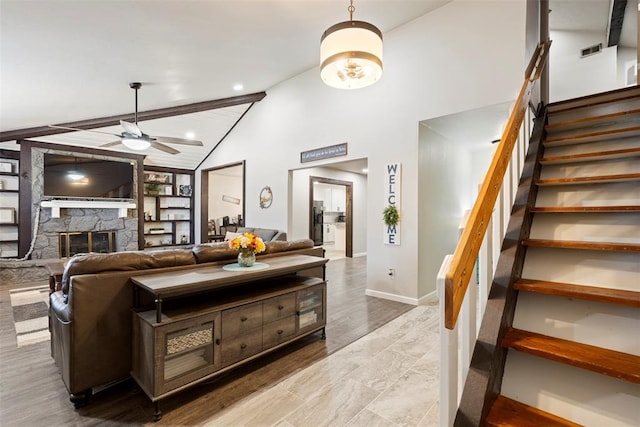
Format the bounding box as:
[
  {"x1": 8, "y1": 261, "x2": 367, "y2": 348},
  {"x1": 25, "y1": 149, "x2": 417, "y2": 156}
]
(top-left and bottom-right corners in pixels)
[{"x1": 502, "y1": 328, "x2": 640, "y2": 384}]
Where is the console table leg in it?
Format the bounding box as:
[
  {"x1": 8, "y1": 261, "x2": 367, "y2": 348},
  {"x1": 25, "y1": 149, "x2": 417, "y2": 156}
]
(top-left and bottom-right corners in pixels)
[
  {"x1": 155, "y1": 297, "x2": 163, "y2": 323},
  {"x1": 321, "y1": 327, "x2": 326, "y2": 340},
  {"x1": 153, "y1": 401, "x2": 162, "y2": 421}
]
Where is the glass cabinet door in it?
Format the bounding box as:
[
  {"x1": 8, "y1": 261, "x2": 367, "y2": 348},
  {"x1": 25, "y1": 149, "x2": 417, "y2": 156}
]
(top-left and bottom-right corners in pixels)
[{"x1": 296, "y1": 284, "x2": 325, "y2": 332}]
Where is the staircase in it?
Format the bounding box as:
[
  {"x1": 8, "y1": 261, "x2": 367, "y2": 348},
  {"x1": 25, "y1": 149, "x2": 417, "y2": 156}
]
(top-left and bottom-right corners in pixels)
[{"x1": 484, "y1": 88, "x2": 640, "y2": 426}]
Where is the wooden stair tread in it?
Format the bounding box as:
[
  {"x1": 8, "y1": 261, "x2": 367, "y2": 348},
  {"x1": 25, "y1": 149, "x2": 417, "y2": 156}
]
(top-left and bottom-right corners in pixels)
[
  {"x1": 536, "y1": 173, "x2": 640, "y2": 186},
  {"x1": 530, "y1": 205, "x2": 640, "y2": 213},
  {"x1": 540, "y1": 147, "x2": 640, "y2": 164},
  {"x1": 503, "y1": 328, "x2": 640, "y2": 383},
  {"x1": 545, "y1": 108, "x2": 640, "y2": 132},
  {"x1": 544, "y1": 125, "x2": 640, "y2": 146},
  {"x1": 522, "y1": 238, "x2": 640, "y2": 252},
  {"x1": 547, "y1": 88, "x2": 640, "y2": 114},
  {"x1": 486, "y1": 395, "x2": 583, "y2": 427},
  {"x1": 514, "y1": 279, "x2": 640, "y2": 307}
]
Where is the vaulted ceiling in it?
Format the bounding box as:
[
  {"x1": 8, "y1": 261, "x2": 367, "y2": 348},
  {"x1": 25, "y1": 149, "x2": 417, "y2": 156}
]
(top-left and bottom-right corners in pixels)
[{"x1": 0, "y1": 1, "x2": 636, "y2": 170}]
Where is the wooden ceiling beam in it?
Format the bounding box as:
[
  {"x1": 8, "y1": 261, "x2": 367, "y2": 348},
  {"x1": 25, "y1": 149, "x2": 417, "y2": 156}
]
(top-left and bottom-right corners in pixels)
[{"x1": 0, "y1": 91, "x2": 266, "y2": 142}]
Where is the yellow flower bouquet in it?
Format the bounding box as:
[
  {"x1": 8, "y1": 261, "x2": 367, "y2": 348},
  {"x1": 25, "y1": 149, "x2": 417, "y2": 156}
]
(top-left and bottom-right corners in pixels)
[{"x1": 228, "y1": 232, "x2": 266, "y2": 267}]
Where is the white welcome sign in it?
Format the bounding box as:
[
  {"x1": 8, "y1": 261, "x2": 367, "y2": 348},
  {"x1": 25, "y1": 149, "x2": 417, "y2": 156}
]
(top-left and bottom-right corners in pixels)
[{"x1": 384, "y1": 163, "x2": 401, "y2": 245}]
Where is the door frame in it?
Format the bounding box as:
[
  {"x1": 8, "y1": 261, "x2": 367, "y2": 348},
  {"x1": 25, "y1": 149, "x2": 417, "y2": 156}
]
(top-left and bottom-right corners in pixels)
[
  {"x1": 308, "y1": 176, "x2": 353, "y2": 258},
  {"x1": 200, "y1": 161, "x2": 245, "y2": 243}
]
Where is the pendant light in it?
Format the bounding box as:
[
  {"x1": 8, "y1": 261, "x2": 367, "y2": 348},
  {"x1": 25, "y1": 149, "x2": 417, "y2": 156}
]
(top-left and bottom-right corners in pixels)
[{"x1": 320, "y1": 0, "x2": 383, "y2": 89}]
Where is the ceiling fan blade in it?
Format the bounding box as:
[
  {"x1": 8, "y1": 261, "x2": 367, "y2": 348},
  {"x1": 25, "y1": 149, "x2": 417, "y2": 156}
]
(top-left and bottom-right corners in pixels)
[
  {"x1": 153, "y1": 136, "x2": 204, "y2": 146},
  {"x1": 150, "y1": 141, "x2": 180, "y2": 155},
  {"x1": 99, "y1": 140, "x2": 123, "y2": 147},
  {"x1": 48, "y1": 125, "x2": 121, "y2": 137},
  {"x1": 120, "y1": 120, "x2": 143, "y2": 137}
]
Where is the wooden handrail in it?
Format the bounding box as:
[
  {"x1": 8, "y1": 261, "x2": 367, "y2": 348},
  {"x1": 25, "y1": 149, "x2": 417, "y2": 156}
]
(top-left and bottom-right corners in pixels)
[{"x1": 444, "y1": 40, "x2": 551, "y2": 329}]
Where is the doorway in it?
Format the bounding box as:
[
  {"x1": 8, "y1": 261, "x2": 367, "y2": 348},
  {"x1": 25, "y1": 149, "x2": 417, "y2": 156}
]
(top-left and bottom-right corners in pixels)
[
  {"x1": 200, "y1": 162, "x2": 245, "y2": 242},
  {"x1": 309, "y1": 176, "x2": 353, "y2": 258}
]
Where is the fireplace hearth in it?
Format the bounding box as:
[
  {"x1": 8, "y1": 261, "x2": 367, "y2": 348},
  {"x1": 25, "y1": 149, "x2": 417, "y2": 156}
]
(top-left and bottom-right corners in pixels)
[{"x1": 59, "y1": 231, "x2": 117, "y2": 258}]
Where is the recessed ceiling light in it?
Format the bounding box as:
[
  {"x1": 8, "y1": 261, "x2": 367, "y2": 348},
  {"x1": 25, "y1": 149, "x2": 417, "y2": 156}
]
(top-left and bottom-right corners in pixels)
[
  {"x1": 185, "y1": 131, "x2": 195, "y2": 139},
  {"x1": 233, "y1": 83, "x2": 243, "y2": 91}
]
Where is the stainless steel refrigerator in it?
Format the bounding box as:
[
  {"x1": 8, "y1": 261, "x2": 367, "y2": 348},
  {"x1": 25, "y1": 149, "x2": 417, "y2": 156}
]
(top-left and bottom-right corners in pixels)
[{"x1": 312, "y1": 201, "x2": 324, "y2": 246}]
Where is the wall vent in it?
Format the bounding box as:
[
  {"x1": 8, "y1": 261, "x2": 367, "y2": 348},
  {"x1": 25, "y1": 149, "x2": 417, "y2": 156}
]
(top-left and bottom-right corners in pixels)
[{"x1": 581, "y1": 43, "x2": 602, "y2": 58}]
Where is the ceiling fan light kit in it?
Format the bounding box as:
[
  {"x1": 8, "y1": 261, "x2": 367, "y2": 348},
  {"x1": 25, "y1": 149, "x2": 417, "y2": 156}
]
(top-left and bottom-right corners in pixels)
[
  {"x1": 320, "y1": 0, "x2": 383, "y2": 90},
  {"x1": 47, "y1": 82, "x2": 203, "y2": 155}
]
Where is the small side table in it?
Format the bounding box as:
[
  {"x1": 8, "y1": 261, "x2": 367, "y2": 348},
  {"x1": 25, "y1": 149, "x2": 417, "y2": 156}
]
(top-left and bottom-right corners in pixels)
[{"x1": 46, "y1": 262, "x2": 65, "y2": 294}]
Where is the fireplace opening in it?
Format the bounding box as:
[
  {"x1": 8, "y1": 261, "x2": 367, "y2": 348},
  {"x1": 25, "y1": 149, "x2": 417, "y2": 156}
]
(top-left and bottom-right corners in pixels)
[{"x1": 59, "y1": 231, "x2": 117, "y2": 258}]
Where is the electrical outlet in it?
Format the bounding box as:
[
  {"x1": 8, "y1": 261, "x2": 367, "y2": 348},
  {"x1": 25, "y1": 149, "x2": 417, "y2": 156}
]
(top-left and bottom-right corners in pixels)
[{"x1": 388, "y1": 268, "x2": 395, "y2": 279}]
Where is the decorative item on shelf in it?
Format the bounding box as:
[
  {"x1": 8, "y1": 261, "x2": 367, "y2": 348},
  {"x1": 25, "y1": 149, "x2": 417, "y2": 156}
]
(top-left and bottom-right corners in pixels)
[
  {"x1": 259, "y1": 186, "x2": 273, "y2": 209},
  {"x1": 0, "y1": 162, "x2": 12, "y2": 173},
  {"x1": 382, "y1": 205, "x2": 399, "y2": 227},
  {"x1": 320, "y1": 0, "x2": 383, "y2": 90},
  {"x1": 180, "y1": 234, "x2": 188, "y2": 244},
  {"x1": 179, "y1": 185, "x2": 192, "y2": 197},
  {"x1": 0, "y1": 179, "x2": 4, "y2": 190},
  {"x1": 228, "y1": 232, "x2": 266, "y2": 267},
  {"x1": 145, "y1": 183, "x2": 161, "y2": 195},
  {"x1": 0, "y1": 208, "x2": 16, "y2": 224},
  {"x1": 149, "y1": 227, "x2": 165, "y2": 234}
]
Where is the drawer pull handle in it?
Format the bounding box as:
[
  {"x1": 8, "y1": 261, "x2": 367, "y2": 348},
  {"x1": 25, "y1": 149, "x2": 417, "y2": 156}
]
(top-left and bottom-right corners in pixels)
[
  {"x1": 278, "y1": 305, "x2": 284, "y2": 310},
  {"x1": 215, "y1": 338, "x2": 220, "y2": 346},
  {"x1": 240, "y1": 316, "x2": 248, "y2": 322},
  {"x1": 240, "y1": 343, "x2": 247, "y2": 349},
  {"x1": 277, "y1": 329, "x2": 284, "y2": 335}
]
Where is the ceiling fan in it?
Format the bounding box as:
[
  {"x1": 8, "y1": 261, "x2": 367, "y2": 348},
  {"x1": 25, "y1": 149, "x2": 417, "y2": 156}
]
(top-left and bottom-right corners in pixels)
[{"x1": 49, "y1": 82, "x2": 203, "y2": 155}]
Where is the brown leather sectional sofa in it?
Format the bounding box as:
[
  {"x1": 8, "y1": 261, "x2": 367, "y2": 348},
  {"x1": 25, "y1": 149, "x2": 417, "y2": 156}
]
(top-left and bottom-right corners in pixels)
[{"x1": 49, "y1": 239, "x2": 323, "y2": 407}]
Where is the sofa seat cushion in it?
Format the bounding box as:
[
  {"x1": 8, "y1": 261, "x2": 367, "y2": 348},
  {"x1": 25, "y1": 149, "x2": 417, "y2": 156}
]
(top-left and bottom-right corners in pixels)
[{"x1": 61, "y1": 249, "x2": 196, "y2": 294}]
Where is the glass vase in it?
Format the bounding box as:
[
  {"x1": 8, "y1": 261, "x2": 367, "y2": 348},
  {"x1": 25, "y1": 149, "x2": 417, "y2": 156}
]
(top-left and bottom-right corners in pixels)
[{"x1": 237, "y1": 249, "x2": 256, "y2": 267}]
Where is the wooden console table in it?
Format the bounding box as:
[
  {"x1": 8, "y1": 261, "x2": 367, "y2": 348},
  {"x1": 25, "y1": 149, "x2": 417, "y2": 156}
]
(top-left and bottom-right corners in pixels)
[{"x1": 130, "y1": 253, "x2": 329, "y2": 420}]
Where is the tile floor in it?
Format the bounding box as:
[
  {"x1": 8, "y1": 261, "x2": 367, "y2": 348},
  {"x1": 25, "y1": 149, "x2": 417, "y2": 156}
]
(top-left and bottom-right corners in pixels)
[{"x1": 202, "y1": 303, "x2": 440, "y2": 426}]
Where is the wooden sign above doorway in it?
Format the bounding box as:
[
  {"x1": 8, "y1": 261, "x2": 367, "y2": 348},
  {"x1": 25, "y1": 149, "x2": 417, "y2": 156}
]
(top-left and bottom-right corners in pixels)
[{"x1": 301, "y1": 143, "x2": 348, "y2": 163}]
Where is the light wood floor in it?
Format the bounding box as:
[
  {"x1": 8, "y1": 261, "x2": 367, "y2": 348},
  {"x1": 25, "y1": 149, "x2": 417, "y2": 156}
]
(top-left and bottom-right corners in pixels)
[{"x1": 0, "y1": 256, "x2": 414, "y2": 426}]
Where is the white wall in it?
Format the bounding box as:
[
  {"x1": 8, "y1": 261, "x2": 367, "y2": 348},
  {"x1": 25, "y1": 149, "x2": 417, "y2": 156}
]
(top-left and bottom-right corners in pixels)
[
  {"x1": 549, "y1": 30, "x2": 619, "y2": 102},
  {"x1": 196, "y1": 0, "x2": 527, "y2": 304},
  {"x1": 290, "y1": 166, "x2": 367, "y2": 256}
]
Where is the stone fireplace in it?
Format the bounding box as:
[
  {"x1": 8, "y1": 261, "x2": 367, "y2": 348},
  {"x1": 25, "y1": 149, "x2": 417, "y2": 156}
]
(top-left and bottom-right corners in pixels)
[
  {"x1": 29, "y1": 148, "x2": 140, "y2": 260},
  {"x1": 59, "y1": 230, "x2": 117, "y2": 258}
]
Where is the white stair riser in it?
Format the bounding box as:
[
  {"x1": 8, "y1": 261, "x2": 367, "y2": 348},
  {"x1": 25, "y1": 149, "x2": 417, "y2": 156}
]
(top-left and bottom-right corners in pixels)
[
  {"x1": 539, "y1": 158, "x2": 640, "y2": 180},
  {"x1": 529, "y1": 212, "x2": 640, "y2": 243},
  {"x1": 543, "y1": 137, "x2": 640, "y2": 158},
  {"x1": 522, "y1": 247, "x2": 639, "y2": 292},
  {"x1": 502, "y1": 351, "x2": 640, "y2": 427},
  {"x1": 513, "y1": 292, "x2": 640, "y2": 355},
  {"x1": 535, "y1": 181, "x2": 640, "y2": 207}
]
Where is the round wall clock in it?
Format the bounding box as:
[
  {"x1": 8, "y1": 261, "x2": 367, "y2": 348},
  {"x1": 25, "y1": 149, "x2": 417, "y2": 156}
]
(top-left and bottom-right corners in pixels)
[{"x1": 259, "y1": 186, "x2": 273, "y2": 209}]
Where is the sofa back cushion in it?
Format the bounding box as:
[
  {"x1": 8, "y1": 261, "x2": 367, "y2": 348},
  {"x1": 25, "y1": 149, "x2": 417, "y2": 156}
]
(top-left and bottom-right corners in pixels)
[
  {"x1": 264, "y1": 238, "x2": 314, "y2": 254},
  {"x1": 192, "y1": 241, "x2": 238, "y2": 264},
  {"x1": 61, "y1": 249, "x2": 196, "y2": 294}
]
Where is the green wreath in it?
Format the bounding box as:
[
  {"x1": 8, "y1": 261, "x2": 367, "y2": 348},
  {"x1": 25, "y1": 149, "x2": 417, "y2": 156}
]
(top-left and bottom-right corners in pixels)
[{"x1": 382, "y1": 205, "x2": 399, "y2": 226}]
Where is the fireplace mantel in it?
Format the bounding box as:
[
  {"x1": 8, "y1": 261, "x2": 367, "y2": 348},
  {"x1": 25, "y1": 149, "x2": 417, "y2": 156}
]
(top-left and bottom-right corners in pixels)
[{"x1": 41, "y1": 200, "x2": 136, "y2": 218}]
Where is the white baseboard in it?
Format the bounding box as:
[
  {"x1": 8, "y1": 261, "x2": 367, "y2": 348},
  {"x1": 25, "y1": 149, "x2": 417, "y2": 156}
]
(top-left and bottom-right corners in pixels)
[
  {"x1": 418, "y1": 290, "x2": 439, "y2": 305},
  {"x1": 352, "y1": 252, "x2": 366, "y2": 258},
  {"x1": 365, "y1": 289, "x2": 419, "y2": 305}
]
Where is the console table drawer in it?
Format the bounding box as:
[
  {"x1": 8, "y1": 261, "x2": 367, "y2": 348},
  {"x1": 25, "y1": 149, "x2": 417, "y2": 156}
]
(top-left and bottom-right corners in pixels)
[
  {"x1": 263, "y1": 316, "x2": 296, "y2": 348},
  {"x1": 221, "y1": 328, "x2": 263, "y2": 365},
  {"x1": 263, "y1": 293, "x2": 296, "y2": 323},
  {"x1": 221, "y1": 302, "x2": 263, "y2": 338}
]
